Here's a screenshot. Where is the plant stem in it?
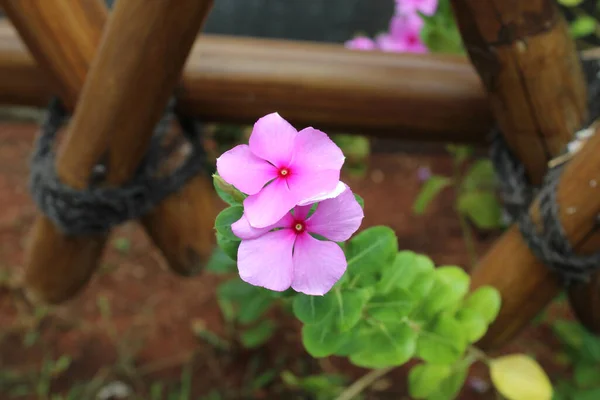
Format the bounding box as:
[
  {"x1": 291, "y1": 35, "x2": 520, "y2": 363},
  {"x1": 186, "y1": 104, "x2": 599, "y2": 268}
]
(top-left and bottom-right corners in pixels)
[
  {"x1": 335, "y1": 367, "x2": 394, "y2": 400},
  {"x1": 458, "y1": 212, "x2": 478, "y2": 270}
]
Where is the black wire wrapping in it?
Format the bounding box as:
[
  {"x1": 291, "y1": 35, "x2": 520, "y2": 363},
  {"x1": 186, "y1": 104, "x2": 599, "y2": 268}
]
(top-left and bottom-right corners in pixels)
[
  {"x1": 491, "y1": 58, "x2": 600, "y2": 284},
  {"x1": 29, "y1": 97, "x2": 206, "y2": 236}
]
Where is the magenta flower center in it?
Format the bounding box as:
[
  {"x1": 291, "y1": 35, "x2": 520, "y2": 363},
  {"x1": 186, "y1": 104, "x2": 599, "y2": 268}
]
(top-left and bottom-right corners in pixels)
[
  {"x1": 407, "y1": 34, "x2": 418, "y2": 45},
  {"x1": 279, "y1": 167, "x2": 291, "y2": 178},
  {"x1": 293, "y1": 221, "x2": 306, "y2": 233}
]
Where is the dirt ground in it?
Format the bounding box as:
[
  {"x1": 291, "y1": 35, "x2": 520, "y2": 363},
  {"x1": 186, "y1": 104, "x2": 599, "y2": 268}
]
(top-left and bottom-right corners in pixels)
[{"x1": 0, "y1": 123, "x2": 573, "y2": 399}]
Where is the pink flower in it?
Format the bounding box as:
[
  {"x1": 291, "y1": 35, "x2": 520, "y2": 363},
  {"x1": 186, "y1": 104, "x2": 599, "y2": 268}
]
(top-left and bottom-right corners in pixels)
[
  {"x1": 396, "y1": 0, "x2": 438, "y2": 16},
  {"x1": 217, "y1": 113, "x2": 345, "y2": 228},
  {"x1": 345, "y1": 36, "x2": 376, "y2": 51},
  {"x1": 231, "y1": 186, "x2": 364, "y2": 295},
  {"x1": 376, "y1": 14, "x2": 428, "y2": 54}
]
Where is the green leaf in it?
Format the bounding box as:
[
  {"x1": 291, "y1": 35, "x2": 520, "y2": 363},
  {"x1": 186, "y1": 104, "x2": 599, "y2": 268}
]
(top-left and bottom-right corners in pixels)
[
  {"x1": 420, "y1": 266, "x2": 470, "y2": 318},
  {"x1": 216, "y1": 232, "x2": 240, "y2": 261},
  {"x1": 417, "y1": 314, "x2": 467, "y2": 365},
  {"x1": 446, "y1": 144, "x2": 473, "y2": 165},
  {"x1": 558, "y1": 0, "x2": 584, "y2": 6},
  {"x1": 333, "y1": 328, "x2": 363, "y2": 357},
  {"x1": 427, "y1": 361, "x2": 470, "y2": 400},
  {"x1": 571, "y1": 388, "x2": 600, "y2": 400},
  {"x1": 206, "y1": 247, "x2": 237, "y2": 274},
  {"x1": 302, "y1": 322, "x2": 345, "y2": 358},
  {"x1": 463, "y1": 286, "x2": 501, "y2": 324},
  {"x1": 490, "y1": 354, "x2": 553, "y2": 400},
  {"x1": 553, "y1": 319, "x2": 586, "y2": 349},
  {"x1": 333, "y1": 289, "x2": 371, "y2": 331},
  {"x1": 354, "y1": 193, "x2": 365, "y2": 209},
  {"x1": 378, "y1": 252, "x2": 436, "y2": 299},
  {"x1": 238, "y1": 293, "x2": 274, "y2": 324},
  {"x1": 458, "y1": 191, "x2": 502, "y2": 229},
  {"x1": 455, "y1": 308, "x2": 488, "y2": 343},
  {"x1": 292, "y1": 294, "x2": 334, "y2": 325},
  {"x1": 574, "y1": 362, "x2": 600, "y2": 388},
  {"x1": 218, "y1": 279, "x2": 255, "y2": 300},
  {"x1": 462, "y1": 159, "x2": 496, "y2": 191},
  {"x1": 350, "y1": 322, "x2": 417, "y2": 368},
  {"x1": 413, "y1": 176, "x2": 452, "y2": 215},
  {"x1": 213, "y1": 174, "x2": 246, "y2": 206},
  {"x1": 214, "y1": 206, "x2": 244, "y2": 240},
  {"x1": 345, "y1": 226, "x2": 398, "y2": 278},
  {"x1": 570, "y1": 16, "x2": 597, "y2": 38},
  {"x1": 367, "y1": 287, "x2": 417, "y2": 322},
  {"x1": 408, "y1": 363, "x2": 452, "y2": 399},
  {"x1": 240, "y1": 320, "x2": 276, "y2": 348}
]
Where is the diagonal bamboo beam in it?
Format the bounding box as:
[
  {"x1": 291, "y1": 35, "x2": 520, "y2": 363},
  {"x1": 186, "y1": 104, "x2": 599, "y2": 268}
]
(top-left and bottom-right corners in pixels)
[
  {"x1": 0, "y1": 19, "x2": 492, "y2": 143},
  {"x1": 3, "y1": 0, "x2": 214, "y2": 303},
  {"x1": 451, "y1": 0, "x2": 589, "y2": 349}
]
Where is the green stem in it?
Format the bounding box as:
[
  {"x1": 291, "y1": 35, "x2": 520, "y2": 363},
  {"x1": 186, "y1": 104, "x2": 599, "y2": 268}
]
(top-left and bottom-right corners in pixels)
[
  {"x1": 335, "y1": 367, "x2": 395, "y2": 400},
  {"x1": 458, "y1": 212, "x2": 478, "y2": 270}
]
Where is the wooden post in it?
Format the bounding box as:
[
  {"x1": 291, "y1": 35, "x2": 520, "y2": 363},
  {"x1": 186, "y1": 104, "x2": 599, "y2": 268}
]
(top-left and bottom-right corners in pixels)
[
  {"x1": 450, "y1": 0, "x2": 589, "y2": 348},
  {"x1": 7, "y1": 0, "x2": 214, "y2": 303},
  {"x1": 0, "y1": 19, "x2": 492, "y2": 143}
]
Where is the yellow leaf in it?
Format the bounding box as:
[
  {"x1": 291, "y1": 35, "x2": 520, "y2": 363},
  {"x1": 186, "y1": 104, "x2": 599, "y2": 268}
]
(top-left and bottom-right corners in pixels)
[{"x1": 490, "y1": 354, "x2": 552, "y2": 400}]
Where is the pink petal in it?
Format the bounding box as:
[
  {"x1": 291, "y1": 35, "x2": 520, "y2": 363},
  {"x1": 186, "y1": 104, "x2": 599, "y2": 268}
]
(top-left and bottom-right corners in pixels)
[
  {"x1": 376, "y1": 33, "x2": 407, "y2": 53},
  {"x1": 249, "y1": 113, "x2": 297, "y2": 168},
  {"x1": 232, "y1": 212, "x2": 294, "y2": 240},
  {"x1": 396, "y1": 0, "x2": 438, "y2": 16},
  {"x1": 216, "y1": 145, "x2": 278, "y2": 195},
  {"x1": 390, "y1": 13, "x2": 424, "y2": 35},
  {"x1": 345, "y1": 36, "x2": 376, "y2": 51},
  {"x1": 238, "y1": 229, "x2": 296, "y2": 292},
  {"x1": 296, "y1": 181, "x2": 347, "y2": 206},
  {"x1": 243, "y1": 178, "x2": 299, "y2": 228},
  {"x1": 287, "y1": 168, "x2": 341, "y2": 207},
  {"x1": 291, "y1": 233, "x2": 347, "y2": 295},
  {"x1": 306, "y1": 187, "x2": 364, "y2": 242},
  {"x1": 292, "y1": 128, "x2": 345, "y2": 171},
  {"x1": 293, "y1": 204, "x2": 313, "y2": 221}
]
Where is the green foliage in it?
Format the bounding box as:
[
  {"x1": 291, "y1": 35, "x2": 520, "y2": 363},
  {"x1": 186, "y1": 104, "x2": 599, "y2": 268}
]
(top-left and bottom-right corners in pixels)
[
  {"x1": 213, "y1": 173, "x2": 246, "y2": 206},
  {"x1": 420, "y1": 0, "x2": 464, "y2": 54},
  {"x1": 413, "y1": 176, "x2": 452, "y2": 215},
  {"x1": 332, "y1": 134, "x2": 371, "y2": 177},
  {"x1": 289, "y1": 226, "x2": 501, "y2": 392},
  {"x1": 281, "y1": 371, "x2": 347, "y2": 400},
  {"x1": 552, "y1": 319, "x2": 600, "y2": 398}
]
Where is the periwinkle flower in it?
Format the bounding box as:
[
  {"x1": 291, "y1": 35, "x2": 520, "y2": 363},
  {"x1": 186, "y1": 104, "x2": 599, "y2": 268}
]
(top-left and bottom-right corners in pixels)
[
  {"x1": 231, "y1": 186, "x2": 364, "y2": 295},
  {"x1": 217, "y1": 113, "x2": 345, "y2": 229}
]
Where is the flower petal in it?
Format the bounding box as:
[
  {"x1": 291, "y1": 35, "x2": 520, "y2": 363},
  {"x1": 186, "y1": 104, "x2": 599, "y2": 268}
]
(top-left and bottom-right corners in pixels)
[
  {"x1": 216, "y1": 144, "x2": 278, "y2": 195},
  {"x1": 306, "y1": 187, "x2": 364, "y2": 242},
  {"x1": 291, "y1": 233, "x2": 347, "y2": 295},
  {"x1": 243, "y1": 178, "x2": 299, "y2": 228},
  {"x1": 296, "y1": 181, "x2": 347, "y2": 206},
  {"x1": 292, "y1": 127, "x2": 345, "y2": 171},
  {"x1": 238, "y1": 229, "x2": 296, "y2": 292},
  {"x1": 232, "y1": 212, "x2": 294, "y2": 240},
  {"x1": 287, "y1": 168, "x2": 341, "y2": 206},
  {"x1": 249, "y1": 113, "x2": 297, "y2": 167}
]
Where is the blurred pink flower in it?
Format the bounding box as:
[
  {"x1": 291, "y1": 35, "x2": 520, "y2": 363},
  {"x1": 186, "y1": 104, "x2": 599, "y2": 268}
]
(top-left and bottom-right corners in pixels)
[
  {"x1": 376, "y1": 14, "x2": 428, "y2": 54},
  {"x1": 217, "y1": 113, "x2": 345, "y2": 228},
  {"x1": 345, "y1": 36, "x2": 377, "y2": 51},
  {"x1": 396, "y1": 0, "x2": 438, "y2": 16},
  {"x1": 232, "y1": 186, "x2": 364, "y2": 295}
]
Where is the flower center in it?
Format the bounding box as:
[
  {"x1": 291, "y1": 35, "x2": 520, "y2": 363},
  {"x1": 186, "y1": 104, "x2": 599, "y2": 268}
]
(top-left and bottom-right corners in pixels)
[
  {"x1": 293, "y1": 221, "x2": 306, "y2": 233},
  {"x1": 279, "y1": 167, "x2": 290, "y2": 177}
]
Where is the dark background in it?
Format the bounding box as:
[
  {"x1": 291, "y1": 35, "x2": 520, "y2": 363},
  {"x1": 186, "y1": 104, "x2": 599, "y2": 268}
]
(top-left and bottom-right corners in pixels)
[{"x1": 0, "y1": 1, "x2": 597, "y2": 44}]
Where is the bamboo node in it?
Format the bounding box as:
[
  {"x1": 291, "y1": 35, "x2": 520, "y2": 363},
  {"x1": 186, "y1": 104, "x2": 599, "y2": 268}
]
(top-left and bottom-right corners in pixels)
[{"x1": 29, "y1": 97, "x2": 206, "y2": 236}]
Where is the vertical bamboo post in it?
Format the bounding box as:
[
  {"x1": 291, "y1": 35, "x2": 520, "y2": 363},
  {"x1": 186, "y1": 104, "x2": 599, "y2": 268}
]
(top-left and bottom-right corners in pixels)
[
  {"x1": 7, "y1": 0, "x2": 214, "y2": 303},
  {"x1": 450, "y1": 0, "x2": 588, "y2": 348}
]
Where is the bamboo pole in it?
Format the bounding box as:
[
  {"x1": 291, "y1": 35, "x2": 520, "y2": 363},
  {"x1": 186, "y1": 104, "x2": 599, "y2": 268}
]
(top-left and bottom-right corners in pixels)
[
  {"x1": 450, "y1": 0, "x2": 589, "y2": 349},
  {"x1": 11, "y1": 0, "x2": 214, "y2": 303},
  {"x1": 0, "y1": 19, "x2": 492, "y2": 143}
]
